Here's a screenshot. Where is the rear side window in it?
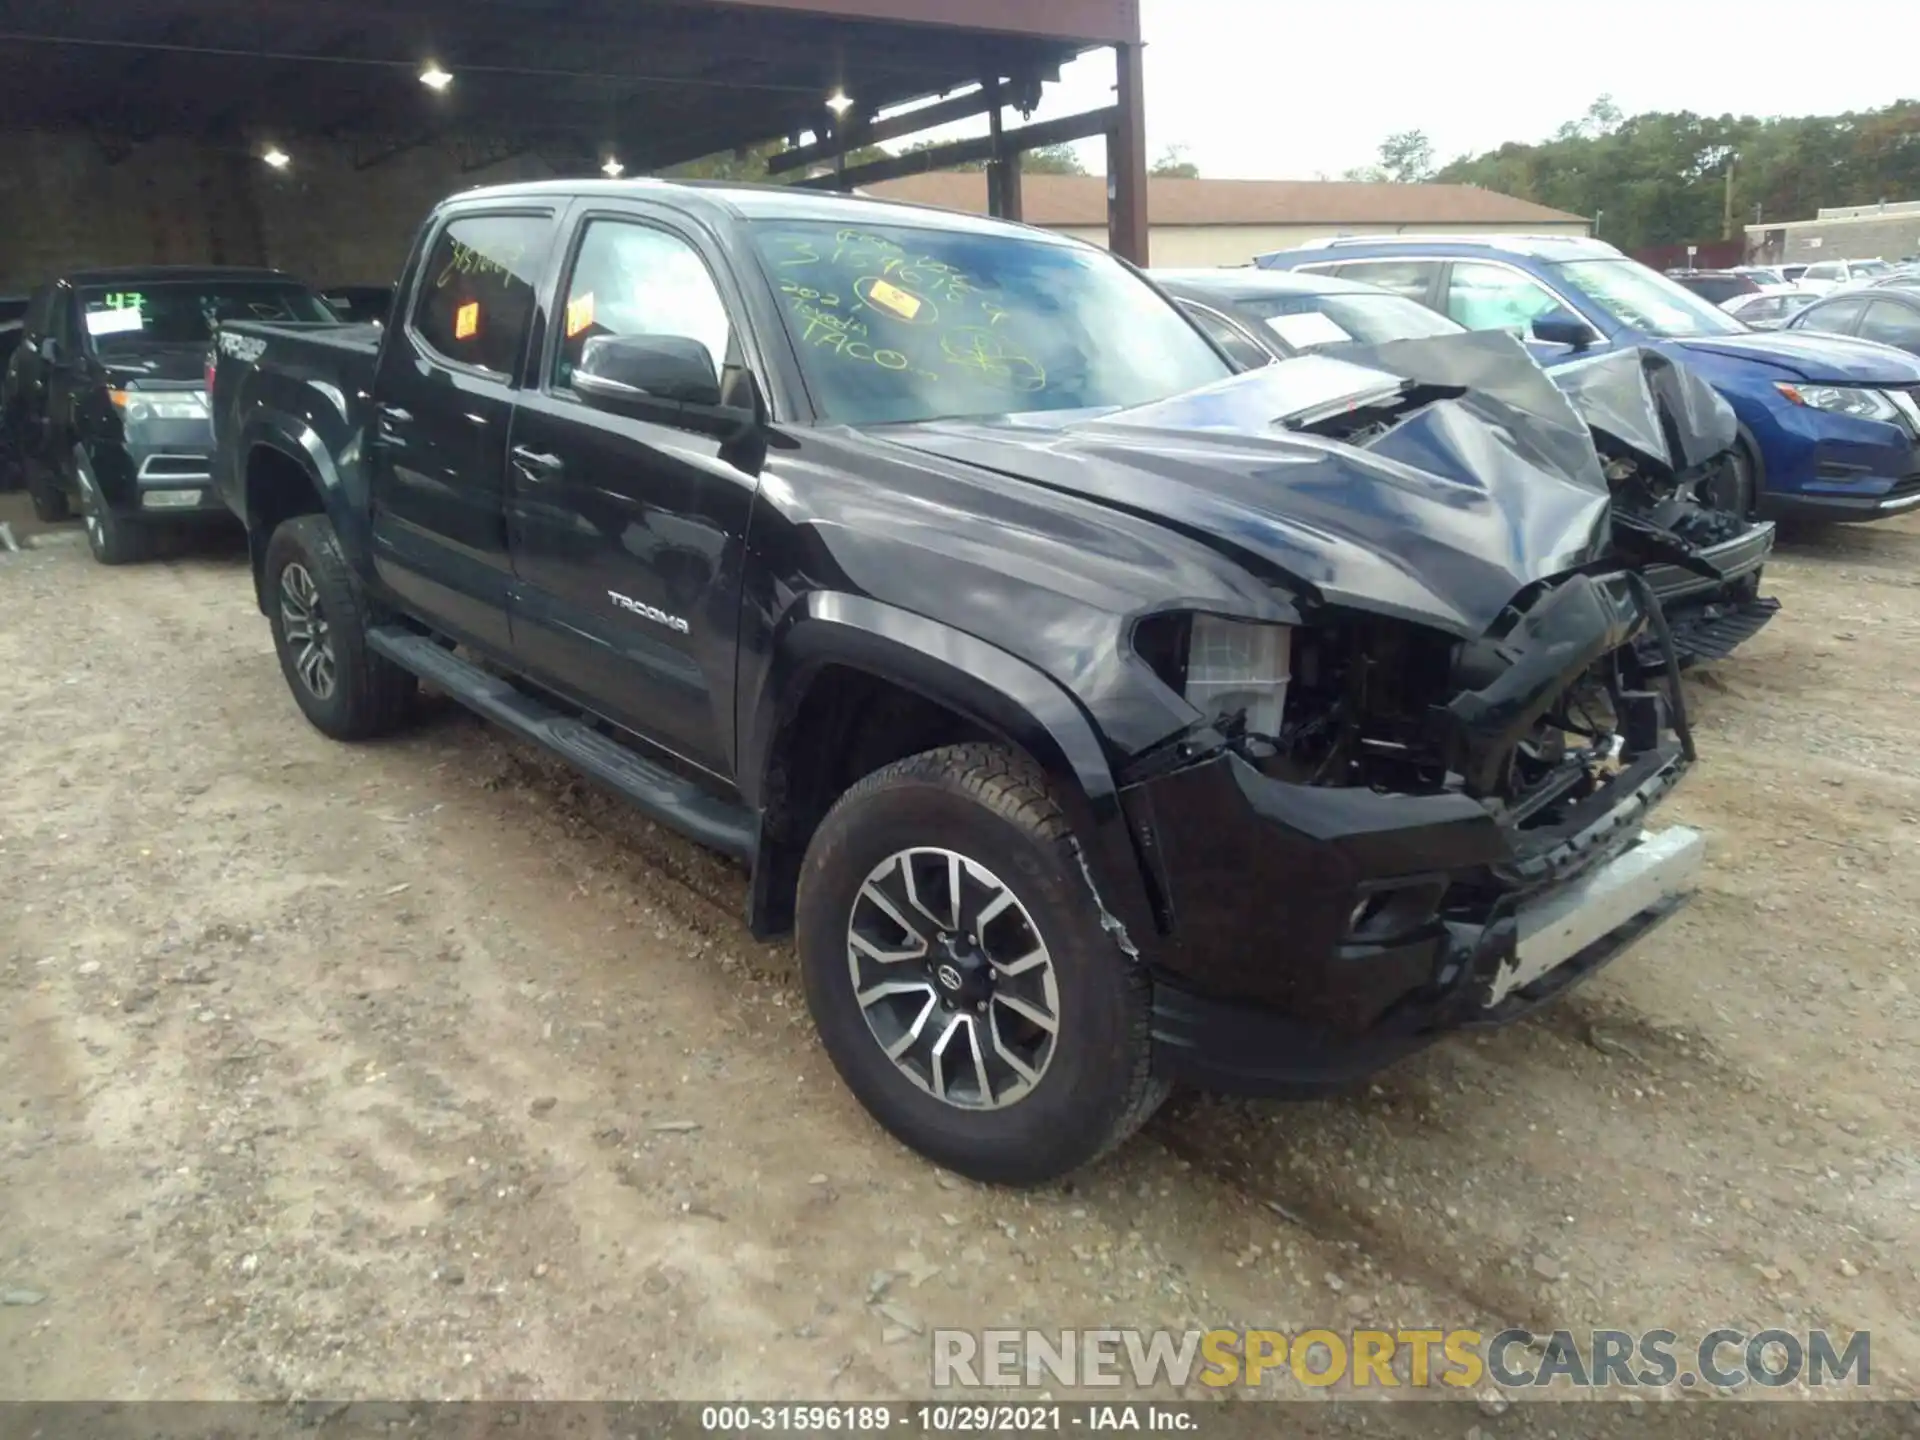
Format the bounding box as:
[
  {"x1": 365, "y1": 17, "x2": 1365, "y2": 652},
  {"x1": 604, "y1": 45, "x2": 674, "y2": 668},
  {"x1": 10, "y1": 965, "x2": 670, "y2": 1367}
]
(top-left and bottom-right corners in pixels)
[
  {"x1": 1445, "y1": 261, "x2": 1566, "y2": 334},
  {"x1": 1331, "y1": 260, "x2": 1441, "y2": 303},
  {"x1": 1796, "y1": 297, "x2": 1867, "y2": 335},
  {"x1": 1803, "y1": 263, "x2": 1839, "y2": 281},
  {"x1": 1859, "y1": 300, "x2": 1920, "y2": 352},
  {"x1": 412, "y1": 214, "x2": 552, "y2": 376}
]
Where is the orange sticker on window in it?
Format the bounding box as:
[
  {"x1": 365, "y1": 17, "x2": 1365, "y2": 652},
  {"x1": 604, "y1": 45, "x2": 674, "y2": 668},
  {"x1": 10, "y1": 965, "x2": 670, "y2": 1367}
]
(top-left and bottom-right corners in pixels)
[
  {"x1": 865, "y1": 278, "x2": 923, "y2": 321},
  {"x1": 565, "y1": 292, "x2": 595, "y2": 338},
  {"x1": 454, "y1": 301, "x2": 480, "y2": 340}
]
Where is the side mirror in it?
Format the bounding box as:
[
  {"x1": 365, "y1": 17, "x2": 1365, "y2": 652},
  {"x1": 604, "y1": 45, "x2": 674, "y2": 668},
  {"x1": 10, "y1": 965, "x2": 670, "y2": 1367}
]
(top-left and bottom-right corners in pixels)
[
  {"x1": 1531, "y1": 311, "x2": 1599, "y2": 350},
  {"x1": 576, "y1": 334, "x2": 723, "y2": 408},
  {"x1": 38, "y1": 337, "x2": 63, "y2": 366},
  {"x1": 574, "y1": 333, "x2": 762, "y2": 443}
]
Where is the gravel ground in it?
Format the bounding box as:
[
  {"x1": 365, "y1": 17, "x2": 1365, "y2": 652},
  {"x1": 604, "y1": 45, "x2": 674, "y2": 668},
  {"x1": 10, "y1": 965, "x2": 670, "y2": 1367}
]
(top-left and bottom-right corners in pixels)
[{"x1": 2, "y1": 495, "x2": 1916, "y2": 1425}]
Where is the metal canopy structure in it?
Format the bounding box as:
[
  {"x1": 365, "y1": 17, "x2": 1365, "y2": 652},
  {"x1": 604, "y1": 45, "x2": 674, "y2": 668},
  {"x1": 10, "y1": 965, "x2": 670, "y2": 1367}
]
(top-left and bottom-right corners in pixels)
[{"x1": 0, "y1": 0, "x2": 1149, "y2": 258}]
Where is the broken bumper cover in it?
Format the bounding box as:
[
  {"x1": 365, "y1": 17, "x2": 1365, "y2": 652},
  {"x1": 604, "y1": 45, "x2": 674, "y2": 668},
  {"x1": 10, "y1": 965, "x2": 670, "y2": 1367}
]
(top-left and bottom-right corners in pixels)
[
  {"x1": 1130, "y1": 751, "x2": 1704, "y2": 1096},
  {"x1": 1639, "y1": 520, "x2": 1780, "y2": 664}
]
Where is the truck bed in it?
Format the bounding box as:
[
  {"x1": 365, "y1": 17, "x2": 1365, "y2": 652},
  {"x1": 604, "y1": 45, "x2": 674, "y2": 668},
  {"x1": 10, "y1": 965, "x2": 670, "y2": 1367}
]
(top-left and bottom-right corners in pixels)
[
  {"x1": 211, "y1": 320, "x2": 384, "y2": 519},
  {"x1": 226, "y1": 318, "x2": 382, "y2": 360}
]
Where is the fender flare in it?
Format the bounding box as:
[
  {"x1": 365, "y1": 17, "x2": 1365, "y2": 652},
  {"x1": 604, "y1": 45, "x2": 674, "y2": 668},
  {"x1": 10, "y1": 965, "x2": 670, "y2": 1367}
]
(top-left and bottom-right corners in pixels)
[
  {"x1": 740, "y1": 591, "x2": 1161, "y2": 956},
  {"x1": 235, "y1": 411, "x2": 350, "y2": 607}
]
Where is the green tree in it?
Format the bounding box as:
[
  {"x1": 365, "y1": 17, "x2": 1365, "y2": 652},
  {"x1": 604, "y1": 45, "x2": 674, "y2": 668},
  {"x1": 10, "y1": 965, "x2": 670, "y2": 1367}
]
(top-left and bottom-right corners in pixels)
[
  {"x1": 1341, "y1": 129, "x2": 1436, "y2": 183},
  {"x1": 1151, "y1": 144, "x2": 1201, "y2": 179},
  {"x1": 1378, "y1": 130, "x2": 1436, "y2": 183},
  {"x1": 1430, "y1": 96, "x2": 1920, "y2": 250}
]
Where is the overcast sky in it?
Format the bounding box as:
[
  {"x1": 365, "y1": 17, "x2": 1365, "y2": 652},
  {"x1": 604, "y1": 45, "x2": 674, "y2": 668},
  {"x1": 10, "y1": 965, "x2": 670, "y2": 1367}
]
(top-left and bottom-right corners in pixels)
[{"x1": 980, "y1": 0, "x2": 1920, "y2": 179}]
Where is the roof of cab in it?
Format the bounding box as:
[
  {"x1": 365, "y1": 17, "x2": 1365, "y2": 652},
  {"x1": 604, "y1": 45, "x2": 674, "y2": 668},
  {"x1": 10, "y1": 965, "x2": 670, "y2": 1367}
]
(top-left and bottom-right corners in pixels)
[{"x1": 443, "y1": 178, "x2": 1087, "y2": 244}]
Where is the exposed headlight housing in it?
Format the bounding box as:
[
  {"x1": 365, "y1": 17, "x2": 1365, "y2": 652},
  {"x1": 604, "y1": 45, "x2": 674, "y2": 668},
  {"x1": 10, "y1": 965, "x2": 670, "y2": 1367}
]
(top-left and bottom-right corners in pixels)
[
  {"x1": 111, "y1": 390, "x2": 210, "y2": 423},
  {"x1": 1137, "y1": 613, "x2": 1293, "y2": 738},
  {"x1": 1774, "y1": 383, "x2": 1900, "y2": 423}
]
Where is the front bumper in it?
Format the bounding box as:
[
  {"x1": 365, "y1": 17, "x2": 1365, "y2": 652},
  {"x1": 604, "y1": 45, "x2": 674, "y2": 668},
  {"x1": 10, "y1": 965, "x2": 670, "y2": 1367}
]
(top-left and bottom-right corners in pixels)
[
  {"x1": 1130, "y1": 746, "x2": 1702, "y2": 1093},
  {"x1": 1763, "y1": 478, "x2": 1920, "y2": 521},
  {"x1": 1639, "y1": 520, "x2": 1779, "y2": 664},
  {"x1": 1126, "y1": 575, "x2": 1703, "y2": 1096},
  {"x1": 122, "y1": 450, "x2": 229, "y2": 518}
]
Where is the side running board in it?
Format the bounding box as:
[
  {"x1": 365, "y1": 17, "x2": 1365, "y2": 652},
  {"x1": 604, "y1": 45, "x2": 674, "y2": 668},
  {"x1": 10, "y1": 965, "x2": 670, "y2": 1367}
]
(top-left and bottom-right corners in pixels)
[{"x1": 366, "y1": 627, "x2": 758, "y2": 863}]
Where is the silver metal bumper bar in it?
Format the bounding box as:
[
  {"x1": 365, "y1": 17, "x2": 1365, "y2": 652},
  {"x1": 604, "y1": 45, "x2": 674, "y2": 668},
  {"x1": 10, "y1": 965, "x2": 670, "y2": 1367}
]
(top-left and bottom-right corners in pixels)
[{"x1": 1488, "y1": 824, "x2": 1706, "y2": 1006}]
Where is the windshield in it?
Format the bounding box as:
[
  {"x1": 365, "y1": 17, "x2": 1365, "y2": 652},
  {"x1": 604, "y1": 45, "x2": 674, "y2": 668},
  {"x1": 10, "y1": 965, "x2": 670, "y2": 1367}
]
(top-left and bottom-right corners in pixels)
[
  {"x1": 1231, "y1": 290, "x2": 1463, "y2": 350},
  {"x1": 1549, "y1": 259, "x2": 1747, "y2": 338},
  {"x1": 748, "y1": 221, "x2": 1230, "y2": 425},
  {"x1": 79, "y1": 282, "x2": 335, "y2": 354}
]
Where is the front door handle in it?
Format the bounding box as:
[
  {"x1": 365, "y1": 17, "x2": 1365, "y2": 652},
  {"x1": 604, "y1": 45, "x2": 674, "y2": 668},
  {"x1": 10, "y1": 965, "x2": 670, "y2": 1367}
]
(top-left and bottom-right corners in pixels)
[{"x1": 511, "y1": 446, "x2": 564, "y2": 478}]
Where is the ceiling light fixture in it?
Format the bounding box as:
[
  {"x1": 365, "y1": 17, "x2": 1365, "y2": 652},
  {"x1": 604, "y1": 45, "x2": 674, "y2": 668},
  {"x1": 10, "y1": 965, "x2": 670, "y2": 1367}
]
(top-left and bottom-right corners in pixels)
[
  {"x1": 420, "y1": 64, "x2": 454, "y2": 91},
  {"x1": 601, "y1": 157, "x2": 625, "y2": 178},
  {"x1": 262, "y1": 147, "x2": 291, "y2": 169},
  {"x1": 825, "y1": 90, "x2": 854, "y2": 115}
]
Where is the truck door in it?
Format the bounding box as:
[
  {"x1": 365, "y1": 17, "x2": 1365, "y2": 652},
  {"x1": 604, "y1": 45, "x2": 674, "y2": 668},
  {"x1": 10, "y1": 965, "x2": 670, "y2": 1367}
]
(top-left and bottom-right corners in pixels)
[
  {"x1": 504, "y1": 210, "x2": 760, "y2": 781},
  {"x1": 368, "y1": 208, "x2": 556, "y2": 656},
  {"x1": 10, "y1": 288, "x2": 61, "y2": 480}
]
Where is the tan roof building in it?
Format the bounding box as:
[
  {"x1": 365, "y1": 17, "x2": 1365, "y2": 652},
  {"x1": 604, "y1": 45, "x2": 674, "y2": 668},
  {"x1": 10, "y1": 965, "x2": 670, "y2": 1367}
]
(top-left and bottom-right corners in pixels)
[{"x1": 864, "y1": 174, "x2": 1590, "y2": 267}]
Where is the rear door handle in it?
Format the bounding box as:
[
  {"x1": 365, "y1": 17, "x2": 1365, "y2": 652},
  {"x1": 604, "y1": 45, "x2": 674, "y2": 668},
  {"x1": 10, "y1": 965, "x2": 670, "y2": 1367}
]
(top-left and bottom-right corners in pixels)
[{"x1": 511, "y1": 446, "x2": 564, "y2": 478}]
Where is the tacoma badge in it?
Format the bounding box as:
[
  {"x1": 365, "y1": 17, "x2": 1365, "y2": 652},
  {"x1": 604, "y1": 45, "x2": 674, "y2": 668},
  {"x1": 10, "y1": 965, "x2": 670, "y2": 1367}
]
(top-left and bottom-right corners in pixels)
[{"x1": 607, "y1": 590, "x2": 690, "y2": 635}]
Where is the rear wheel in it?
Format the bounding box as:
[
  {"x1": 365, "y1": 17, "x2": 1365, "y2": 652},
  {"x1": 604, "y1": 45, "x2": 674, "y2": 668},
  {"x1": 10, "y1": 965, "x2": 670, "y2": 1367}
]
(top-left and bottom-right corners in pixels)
[
  {"x1": 73, "y1": 447, "x2": 148, "y2": 564},
  {"x1": 796, "y1": 743, "x2": 1166, "y2": 1185},
  {"x1": 264, "y1": 514, "x2": 418, "y2": 740}
]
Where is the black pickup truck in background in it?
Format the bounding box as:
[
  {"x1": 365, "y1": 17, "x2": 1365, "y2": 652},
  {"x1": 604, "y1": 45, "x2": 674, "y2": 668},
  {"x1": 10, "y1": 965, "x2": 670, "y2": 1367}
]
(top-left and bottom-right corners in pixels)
[
  {"x1": 212, "y1": 180, "x2": 1707, "y2": 1183},
  {"x1": 2, "y1": 267, "x2": 337, "y2": 561}
]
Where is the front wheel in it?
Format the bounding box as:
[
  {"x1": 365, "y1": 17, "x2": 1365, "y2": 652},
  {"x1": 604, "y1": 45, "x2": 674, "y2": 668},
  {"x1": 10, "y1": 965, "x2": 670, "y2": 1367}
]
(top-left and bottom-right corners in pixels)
[
  {"x1": 264, "y1": 514, "x2": 418, "y2": 740},
  {"x1": 1703, "y1": 441, "x2": 1758, "y2": 520},
  {"x1": 796, "y1": 743, "x2": 1166, "y2": 1186},
  {"x1": 72, "y1": 447, "x2": 148, "y2": 564}
]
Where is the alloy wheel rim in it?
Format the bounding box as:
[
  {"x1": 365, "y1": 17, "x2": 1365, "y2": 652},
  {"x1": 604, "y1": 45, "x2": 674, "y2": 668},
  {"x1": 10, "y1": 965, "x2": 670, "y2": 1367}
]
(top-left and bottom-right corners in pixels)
[
  {"x1": 846, "y1": 846, "x2": 1059, "y2": 1111},
  {"x1": 76, "y1": 469, "x2": 103, "y2": 549},
  {"x1": 279, "y1": 562, "x2": 337, "y2": 700}
]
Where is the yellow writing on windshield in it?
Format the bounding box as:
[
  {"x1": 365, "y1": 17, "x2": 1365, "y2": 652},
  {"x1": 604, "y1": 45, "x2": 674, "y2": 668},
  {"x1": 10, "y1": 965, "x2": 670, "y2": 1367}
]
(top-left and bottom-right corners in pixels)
[
  {"x1": 940, "y1": 327, "x2": 1046, "y2": 393},
  {"x1": 768, "y1": 228, "x2": 1050, "y2": 397}
]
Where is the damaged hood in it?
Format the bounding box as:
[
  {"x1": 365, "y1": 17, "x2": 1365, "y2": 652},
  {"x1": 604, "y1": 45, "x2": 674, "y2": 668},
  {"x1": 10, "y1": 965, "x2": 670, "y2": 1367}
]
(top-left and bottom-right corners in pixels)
[
  {"x1": 872, "y1": 332, "x2": 1611, "y2": 637},
  {"x1": 1544, "y1": 344, "x2": 1737, "y2": 477}
]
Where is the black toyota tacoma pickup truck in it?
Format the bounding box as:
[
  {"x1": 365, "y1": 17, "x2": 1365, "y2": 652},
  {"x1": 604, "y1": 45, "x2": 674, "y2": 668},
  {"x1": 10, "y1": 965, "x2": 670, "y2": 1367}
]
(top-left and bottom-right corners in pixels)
[{"x1": 212, "y1": 180, "x2": 1707, "y2": 1184}]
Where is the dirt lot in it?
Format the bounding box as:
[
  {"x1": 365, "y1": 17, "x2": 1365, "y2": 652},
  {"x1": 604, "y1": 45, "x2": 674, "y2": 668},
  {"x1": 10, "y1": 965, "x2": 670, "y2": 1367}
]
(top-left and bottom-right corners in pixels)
[{"x1": 2, "y1": 494, "x2": 1917, "y2": 1420}]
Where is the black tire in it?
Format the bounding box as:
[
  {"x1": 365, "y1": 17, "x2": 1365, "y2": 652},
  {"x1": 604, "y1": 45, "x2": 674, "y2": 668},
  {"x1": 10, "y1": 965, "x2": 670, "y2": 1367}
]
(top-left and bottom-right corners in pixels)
[
  {"x1": 1705, "y1": 438, "x2": 1758, "y2": 519},
  {"x1": 796, "y1": 743, "x2": 1167, "y2": 1186},
  {"x1": 72, "y1": 446, "x2": 148, "y2": 564},
  {"x1": 263, "y1": 513, "x2": 418, "y2": 740},
  {"x1": 28, "y1": 465, "x2": 71, "y2": 523}
]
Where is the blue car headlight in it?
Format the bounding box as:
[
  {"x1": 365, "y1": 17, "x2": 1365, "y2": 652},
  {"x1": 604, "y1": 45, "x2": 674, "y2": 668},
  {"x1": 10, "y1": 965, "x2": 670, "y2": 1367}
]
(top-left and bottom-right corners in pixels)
[{"x1": 1774, "y1": 383, "x2": 1900, "y2": 423}]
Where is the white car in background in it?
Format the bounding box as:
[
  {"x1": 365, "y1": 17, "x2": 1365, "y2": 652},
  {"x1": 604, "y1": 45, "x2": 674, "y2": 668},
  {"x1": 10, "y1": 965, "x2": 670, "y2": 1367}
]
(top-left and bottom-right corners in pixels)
[
  {"x1": 1721, "y1": 289, "x2": 1820, "y2": 330},
  {"x1": 1797, "y1": 258, "x2": 1895, "y2": 294},
  {"x1": 1732, "y1": 265, "x2": 1796, "y2": 290}
]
